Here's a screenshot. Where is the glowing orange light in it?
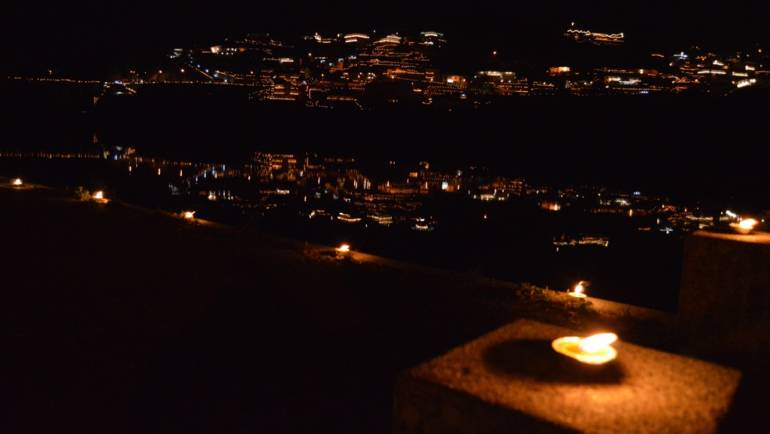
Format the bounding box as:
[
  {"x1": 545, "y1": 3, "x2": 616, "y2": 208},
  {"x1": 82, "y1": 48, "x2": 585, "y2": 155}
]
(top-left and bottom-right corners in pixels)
[
  {"x1": 568, "y1": 282, "x2": 587, "y2": 299},
  {"x1": 552, "y1": 333, "x2": 619, "y2": 365},
  {"x1": 336, "y1": 244, "x2": 351, "y2": 253},
  {"x1": 12, "y1": 178, "x2": 23, "y2": 186},
  {"x1": 731, "y1": 218, "x2": 759, "y2": 235},
  {"x1": 183, "y1": 211, "x2": 196, "y2": 220},
  {"x1": 92, "y1": 191, "x2": 109, "y2": 204}
]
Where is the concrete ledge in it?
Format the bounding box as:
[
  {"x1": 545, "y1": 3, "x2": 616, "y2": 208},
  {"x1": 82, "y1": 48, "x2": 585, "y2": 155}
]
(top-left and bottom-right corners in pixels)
[{"x1": 394, "y1": 320, "x2": 740, "y2": 434}]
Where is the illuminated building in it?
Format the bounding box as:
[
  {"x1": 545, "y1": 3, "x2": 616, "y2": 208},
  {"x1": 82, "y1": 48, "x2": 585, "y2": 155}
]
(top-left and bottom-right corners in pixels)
[
  {"x1": 307, "y1": 33, "x2": 335, "y2": 44},
  {"x1": 253, "y1": 153, "x2": 300, "y2": 180},
  {"x1": 385, "y1": 68, "x2": 433, "y2": 83},
  {"x1": 553, "y1": 235, "x2": 610, "y2": 248},
  {"x1": 472, "y1": 71, "x2": 529, "y2": 96},
  {"x1": 368, "y1": 214, "x2": 394, "y2": 226},
  {"x1": 548, "y1": 66, "x2": 572, "y2": 76},
  {"x1": 564, "y1": 24, "x2": 624, "y2": 46},
  {"x1": 357, "y1": 40, "x2": 431, "y2": 74},
  {"x1": 374, "y1": 34, "x2": 402, "y2": 46},
  {"x1": 256, "y1": 72, "x2": 304, "y2": 102},
  {"x1": 425, "y1": 75, "x2": 468, "y2": 97},
  {"x1": 419, "y1": 31, "x2": 447, "y2": 48},
  {"x1": 530, "y1": 81, "x2": 557, "y2": 96},
  {"x1": 540, "y1": 201, "x2": 562, "y2": 212},
  {"x1": 378, "y1": 182, "x2": 421, "y2": 195},
  {"x1": 344, "y1": 33, "x2": 371, "y2": 44}
]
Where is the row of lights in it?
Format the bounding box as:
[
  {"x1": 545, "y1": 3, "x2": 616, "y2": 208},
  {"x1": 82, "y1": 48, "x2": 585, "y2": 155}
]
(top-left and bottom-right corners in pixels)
[
  {"x1": 6, "y1": 176, "x2": 759, "y2": 366},
  {"x1": 10, "y1": 179, "x2": 202, "y2": 222},
  {"x1": 15, "y1": 176, "x2": 617, "y2": 365},
  {"x1": 14, "y1": 177, "x2": 621, "y2": 365}
]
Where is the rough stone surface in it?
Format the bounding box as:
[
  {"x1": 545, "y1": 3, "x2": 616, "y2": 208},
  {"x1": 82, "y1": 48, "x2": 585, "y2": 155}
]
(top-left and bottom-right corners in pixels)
[
  {"x1": 394, "y1": 320, "x2": 741, "y2": 434},
  {"x1": 680, "y1": 231, "x2": 770, "y2": 331}
]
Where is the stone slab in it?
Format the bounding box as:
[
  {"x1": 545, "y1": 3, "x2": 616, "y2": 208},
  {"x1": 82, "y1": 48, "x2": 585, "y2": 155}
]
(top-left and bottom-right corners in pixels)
[
  {"x1": 680, "y1": 230, "x2": 770, "y2": 330},
  {"x1": 394, "y1": 320, "x2": 741, "y2": 434}
]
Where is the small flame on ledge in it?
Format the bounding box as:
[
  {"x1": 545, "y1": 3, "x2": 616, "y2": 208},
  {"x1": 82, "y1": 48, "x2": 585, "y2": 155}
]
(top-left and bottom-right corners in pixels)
[
  {"x1": 336, "y1": 244, "x2": 351, "y2": 253},
  {"x1": 12, "y1": 178, "x2": 23, "y2": 186},
  {"x1": 183, "y1": 211, "x2": 197, "y2": 220},
  {"x1": 552, "y1": 333, "x2": 619, "y2": 365},
  {"x1": 92, "y1": 191, "x2": 109, "y2": 204},
  {"x1": 568, "y1": 281, "x2": 587, "y2": 299},
  {"x1": 730, "y1": 218, "x2": 759, "y2": 235}
]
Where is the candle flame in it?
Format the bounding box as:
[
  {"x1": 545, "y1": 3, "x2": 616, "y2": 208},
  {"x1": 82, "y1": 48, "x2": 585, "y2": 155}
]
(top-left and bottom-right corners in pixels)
[
  {"x1": 731, "y1": 218, "x2": 758, "y2": 234},
  {"x1": 738, "y1": 218, "x2": 758, "y2": 231},
  {"x1": 552, "y1": 332, "x2": 619, "y2": 365},
  {"x1": 337, "y1": 244, "x2": 351, "y2": 253},
  {"x1": 568, "y1": 281, "x2": 587, "y2": 299},
  {"x1": 183, "y1": 211, "x2": 196, "y2": 220},
  {"x1": 90, "y1": 190, "x2": 110, "y2": 204},
  {"x1": 12, "y1": 178, "x2": 23, "y2": 186},
  {"x1": 578, "y1": 333, "x2": 618, "y2": 353}
]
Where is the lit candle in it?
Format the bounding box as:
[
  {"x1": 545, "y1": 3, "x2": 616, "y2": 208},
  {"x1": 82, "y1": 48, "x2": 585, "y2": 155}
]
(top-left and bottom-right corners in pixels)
[
  {"x1": 731, "y1": 218, "x2": 758, "y2": 235},
  {"x1": 92, "y1": 191, "x2": 109, "y2": 204},
  {"x1": 336, "y1": 243, "x2": 351, "y2": 253},
  {"x1": 183, "y1": 211, "x2": 196, "y2": 220},
  {"x1": 568, "y1": 281, "x2": 588, "y2": 299},
  {"x1": 552, "y1": 333, "x2": 619, "y2": 365},
  {"x1": 11, "y1": 178, "x2": 23, "y2": 186}
]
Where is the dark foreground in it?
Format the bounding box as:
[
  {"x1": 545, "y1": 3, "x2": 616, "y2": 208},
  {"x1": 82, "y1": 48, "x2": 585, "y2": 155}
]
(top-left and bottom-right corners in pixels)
[
  {"x1": 0, "y1": 184, "x2": 521, "y2": 434},
  {"x1": 1, "y1": 183, "x2": 766, "y2": 434}
]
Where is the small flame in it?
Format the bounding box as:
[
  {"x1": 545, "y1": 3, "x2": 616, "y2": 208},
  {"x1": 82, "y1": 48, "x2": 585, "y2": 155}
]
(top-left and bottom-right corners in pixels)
[
  {"x1": 183, "y1": 211, "x2": 196, "y2": 220},
  {"x1": 568, "y1": 281, "x2": 587, "y2": 299},
  {"x1": 731, "y1": 218, "x2": 759, "y2": 234},
  {"x1": 91, "y1": 190, "x2": 109, "y2": 204},
  {"x1": 12, "y1": 178, "x2": 23, "y2": 186},
  {"x1": 552, "y1": 332, "x2": 620, "y2": 365},
  {"x1": 578, "y1": 333, "x2": 618, "y2": 354},
  {"x1": 337, "y1": 244, "x2": 351, "y2": 253},
  {"x1": 738, "y1": 219, "x2": 758, "y2": 231}
]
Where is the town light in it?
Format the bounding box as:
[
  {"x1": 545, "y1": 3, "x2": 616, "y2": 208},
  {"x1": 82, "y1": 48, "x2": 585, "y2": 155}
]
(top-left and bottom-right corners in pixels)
[
  {"x1": 552, "y1": 333, "x2": 619, "y2": 365},
  {"x1": 568, "y1": 281, "x2": 587, "y2": 299}
]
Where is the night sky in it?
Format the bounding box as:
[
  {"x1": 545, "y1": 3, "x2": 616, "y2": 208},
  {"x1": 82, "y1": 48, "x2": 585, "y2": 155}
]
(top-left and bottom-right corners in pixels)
[{"x1": 3, "y1": 1, "x2": 770, "y2": 75}]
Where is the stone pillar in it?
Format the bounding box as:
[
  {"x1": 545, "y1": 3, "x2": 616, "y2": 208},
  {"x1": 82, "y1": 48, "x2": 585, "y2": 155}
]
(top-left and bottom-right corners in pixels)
[
  {"x1": 394, "y1": 320, "x2": 740, "y2": 434},
  {"x1": 679, "y1": 231, "x2": 770, "y2": 333}
]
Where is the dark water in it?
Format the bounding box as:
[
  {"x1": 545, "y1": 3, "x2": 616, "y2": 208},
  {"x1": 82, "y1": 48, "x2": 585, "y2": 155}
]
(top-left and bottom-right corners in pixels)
[{"x1": 3, "y1": 80, "x2": 769, "y2": 209}]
